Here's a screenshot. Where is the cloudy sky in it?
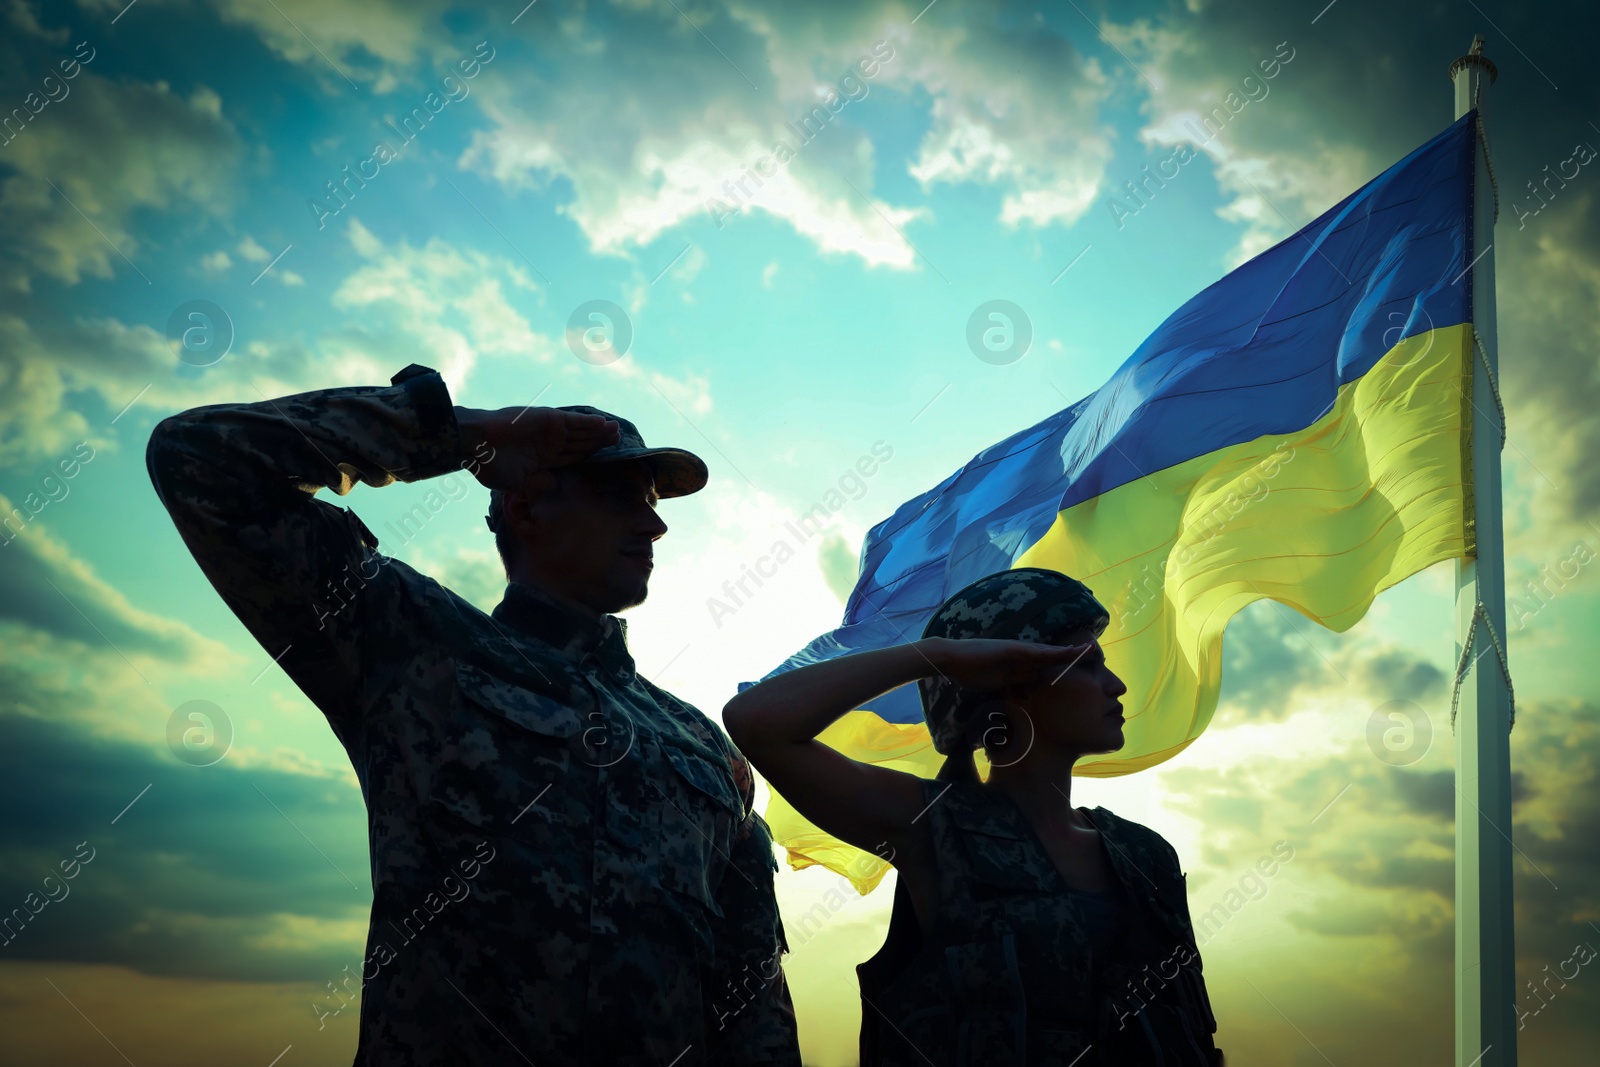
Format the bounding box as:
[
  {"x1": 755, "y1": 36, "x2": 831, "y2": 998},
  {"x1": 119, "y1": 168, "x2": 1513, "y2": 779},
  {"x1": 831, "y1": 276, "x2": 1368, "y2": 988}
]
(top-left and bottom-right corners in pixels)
[{"x1": 1, "y1": 0, "x2": 1597, "y2": 1063}]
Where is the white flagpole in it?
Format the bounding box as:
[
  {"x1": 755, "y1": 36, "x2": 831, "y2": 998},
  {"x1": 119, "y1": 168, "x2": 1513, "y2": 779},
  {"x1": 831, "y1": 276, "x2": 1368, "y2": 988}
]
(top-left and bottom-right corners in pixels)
[{"x1": 1449, "y1": 35, "x2": 1516, "y2": 1067}]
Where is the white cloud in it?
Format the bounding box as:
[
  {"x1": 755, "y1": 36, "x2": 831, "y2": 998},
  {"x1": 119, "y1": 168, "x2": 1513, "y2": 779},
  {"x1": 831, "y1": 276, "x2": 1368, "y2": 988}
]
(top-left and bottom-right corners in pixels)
[
  {"x1": 331, "y1": 217, "x2": 555, "y2": 387},
  {"x1": 580, "y1": 348, "x2": 716, "y2": 421},
  {"x1": 460, "y1": 85, "x2": 922, "y2": 269},
  {"x1": 453, "y1": 2, "x2": 1114, "y2": 265},
  {"x1": 235, "y1": 234, "x2": 271, "y2": 262},
  {"x1": 894, "y1": 22, "x2": 1113, "y2": 230},
  {"x1": 54, "y1": 2, "x2": 1117, "y2": 270}
]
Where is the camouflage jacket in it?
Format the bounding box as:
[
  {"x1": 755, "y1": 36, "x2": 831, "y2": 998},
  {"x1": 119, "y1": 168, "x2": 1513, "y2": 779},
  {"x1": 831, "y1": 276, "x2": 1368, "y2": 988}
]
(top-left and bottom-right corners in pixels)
[
  {"x1": 858, "y1": 778, "x2": 1220, "y2": 1067},
  {"x1": 146, "y1": 365, "x2": 800, "y2": 1066}
]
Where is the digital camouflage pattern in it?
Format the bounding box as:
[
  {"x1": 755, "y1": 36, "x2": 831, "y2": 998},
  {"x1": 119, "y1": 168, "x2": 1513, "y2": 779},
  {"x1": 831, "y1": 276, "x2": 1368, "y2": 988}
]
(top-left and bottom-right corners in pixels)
[
  {"x1": 858, "y1": 779, "x2": 1221, "y2": 1066},
  {"x1": 146, "y1": 365, "x2": 800, "y2": 1066},
  {"x1": 919, "y1": 568, "x2": 1112, "y2": 755}
]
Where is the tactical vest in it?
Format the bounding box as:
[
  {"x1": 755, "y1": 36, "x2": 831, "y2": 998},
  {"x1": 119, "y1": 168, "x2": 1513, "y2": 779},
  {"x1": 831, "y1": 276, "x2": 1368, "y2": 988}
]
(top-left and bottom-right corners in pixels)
[{"x1": 858, "y1": 778, "x2": 1221, "y2": 1066}]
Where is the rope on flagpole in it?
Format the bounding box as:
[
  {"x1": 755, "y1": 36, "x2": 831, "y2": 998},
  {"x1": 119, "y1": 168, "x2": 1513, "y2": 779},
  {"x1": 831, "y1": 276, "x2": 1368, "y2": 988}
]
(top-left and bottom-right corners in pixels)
[
  {"x1": 1471, "y1": 328, "x2": 1507, "y2": 449},
  {"x1": 1474, "y1": 112, "x2": 1500, "y2": 224},
  {"x1": 1450, "y1": 598, "x2": 1516, "y2": 730},
  {"x1": 1471, "y1": 57, "x2": 1500, "y2": 223},
  {"x1": 1461, "y1": 60, "x2": 1506, "y2": 452}
]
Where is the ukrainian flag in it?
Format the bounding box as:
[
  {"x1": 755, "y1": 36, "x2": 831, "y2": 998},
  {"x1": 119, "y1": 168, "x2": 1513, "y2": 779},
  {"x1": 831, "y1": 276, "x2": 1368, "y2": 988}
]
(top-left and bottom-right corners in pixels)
[{"x1": 747, "y1": 113, "x2": 1482, "y2": 892}]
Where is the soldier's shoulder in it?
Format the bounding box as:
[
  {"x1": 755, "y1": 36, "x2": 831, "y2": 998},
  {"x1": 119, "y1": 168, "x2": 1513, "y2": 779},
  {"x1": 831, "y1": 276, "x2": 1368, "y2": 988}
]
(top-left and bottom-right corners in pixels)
[
  {"x1": 375, "y1": 553, "x2": 483, "y2": 635},
  {"x1": 1088, "y1": 807, "x2": 1181, "y2": 868}
]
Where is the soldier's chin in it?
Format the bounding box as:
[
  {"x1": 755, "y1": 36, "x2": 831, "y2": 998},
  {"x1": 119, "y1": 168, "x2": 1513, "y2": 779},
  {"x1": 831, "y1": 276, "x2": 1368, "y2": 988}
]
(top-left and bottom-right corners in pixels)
[
  {"x1": 1095, "y1": 727, "x2": 1127, "y2": 755},
  {"x1": 606, "y1": 574, "x2": 652, "y2": 614}
]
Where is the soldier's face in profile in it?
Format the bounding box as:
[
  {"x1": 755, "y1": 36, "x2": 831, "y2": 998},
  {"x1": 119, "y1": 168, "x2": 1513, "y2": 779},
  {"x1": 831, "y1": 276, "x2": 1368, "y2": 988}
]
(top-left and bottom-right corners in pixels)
[
  {"x1": 519, "y1": 461, "x2": 666, "y2": 614},
  {"x1": 1009, "y1": 628, "x2": 1129, "y2": 758}
]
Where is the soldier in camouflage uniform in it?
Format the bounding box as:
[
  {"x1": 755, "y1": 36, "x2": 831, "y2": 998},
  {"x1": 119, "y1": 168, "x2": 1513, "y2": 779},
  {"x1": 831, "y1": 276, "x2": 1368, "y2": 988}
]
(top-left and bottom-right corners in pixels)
[
  {"x1": 147, "y1": 363, "x2": 800, "y2": 1066},
  {"x1": 725, "y1": 568, "x2": 1223, "y2": 1065}
]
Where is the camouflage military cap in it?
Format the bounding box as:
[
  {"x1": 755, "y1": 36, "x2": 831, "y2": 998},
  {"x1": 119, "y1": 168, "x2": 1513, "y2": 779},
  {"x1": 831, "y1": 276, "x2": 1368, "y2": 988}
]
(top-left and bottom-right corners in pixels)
[
  {"x1": 918, "y1": 568, "x2": 1110, "y2": 755},
  {"x1": 486, "y1": 405, "x2": 708, "y2": 532}
]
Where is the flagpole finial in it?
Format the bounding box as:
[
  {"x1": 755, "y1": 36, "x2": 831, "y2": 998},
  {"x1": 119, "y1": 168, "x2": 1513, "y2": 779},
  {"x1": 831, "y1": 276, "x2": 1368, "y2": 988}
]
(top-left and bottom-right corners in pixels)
[{"x1": 1450, "y1": 35, "x2": 1498, "y2": 84}]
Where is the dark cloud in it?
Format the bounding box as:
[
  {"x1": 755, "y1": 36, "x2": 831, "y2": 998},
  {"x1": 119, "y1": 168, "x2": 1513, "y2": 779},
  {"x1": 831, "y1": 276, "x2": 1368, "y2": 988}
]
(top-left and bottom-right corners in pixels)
[
  {"x1": 1505, "y1": 698, "x2": 1600, "y2": 964},
  {"x1": 1495, "y1": 215, "x2": 1600, "y2": 521},
  {"x1": 0, "y1": 16, "x2": 241, "y2": 295},
  {"x1": 1214, "y1": 599, "x2": 1327, "y2": 721},
  {"x1": 1392, "y1": 765, "x2": 1533, "y2": 823},
  {"x1": 1351, "y1": 648, "x2": 1448, "y2": 706},
  {"x1": 0, "y1": 495, "x2": 223, "y2": 662},
  {"x1": 1391, "y1": 767, "x2": 1454, "y2": 820},
  {"x1": 0, "y1": 708, "x2": 371, "y2": 982}
]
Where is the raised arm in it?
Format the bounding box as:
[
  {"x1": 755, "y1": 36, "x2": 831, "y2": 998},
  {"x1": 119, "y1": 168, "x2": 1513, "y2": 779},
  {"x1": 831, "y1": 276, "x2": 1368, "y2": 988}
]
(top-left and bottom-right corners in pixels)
[
  {"x1": 146, "y1": 365, "x2": 464, "y2": 731},
  {"x1": 722, "y1": 637, "x2": 1083, "y2": 861},
  {"x1": 145, "y1": 364, "x2": 616, "y2": 736}
]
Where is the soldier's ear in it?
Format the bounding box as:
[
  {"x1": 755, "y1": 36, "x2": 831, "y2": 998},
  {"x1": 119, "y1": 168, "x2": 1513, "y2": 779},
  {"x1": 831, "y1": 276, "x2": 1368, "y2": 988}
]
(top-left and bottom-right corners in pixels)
[
  {"x1": 965, "y1": 696, "x2": 1020, "y2": 751},
  {"x1": 507, "y1": 472, "x2": 566, "y2": 534},
  {"x1": 996, "y1": 680, "x2": 1037, "y2": 709},
  {"x1": 503, "y1": 487, "x2": 538, "y2": 540}
]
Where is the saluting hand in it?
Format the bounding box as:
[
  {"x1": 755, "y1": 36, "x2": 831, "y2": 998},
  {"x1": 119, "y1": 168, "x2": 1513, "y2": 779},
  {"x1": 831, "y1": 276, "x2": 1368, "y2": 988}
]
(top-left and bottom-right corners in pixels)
[{"x1": 455, "y1": 405, "x2": 621, "y2": 493}]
